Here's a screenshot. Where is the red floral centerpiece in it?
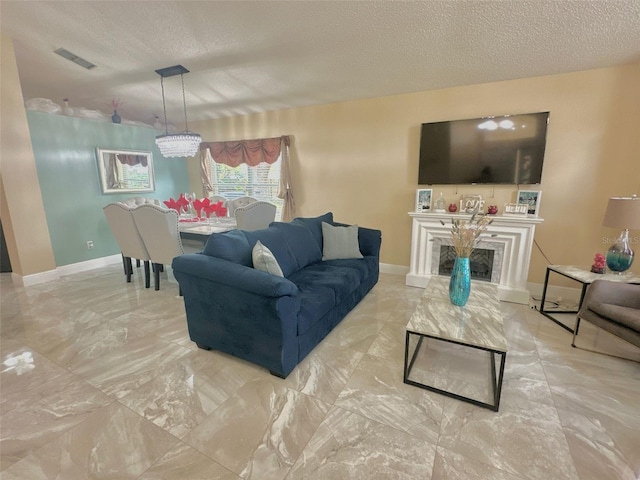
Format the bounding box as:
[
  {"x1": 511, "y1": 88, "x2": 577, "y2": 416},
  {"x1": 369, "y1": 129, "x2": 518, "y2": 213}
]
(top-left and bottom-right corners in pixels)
[{"x1": 591, "y1": 253, "x2": 606, "y2": 274}]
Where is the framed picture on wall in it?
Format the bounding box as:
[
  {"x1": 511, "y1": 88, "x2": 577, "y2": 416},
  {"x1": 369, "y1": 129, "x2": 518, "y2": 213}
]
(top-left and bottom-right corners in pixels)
[
  {"x1": 517, "y1": 189, "x2": 542, "y2": 217},
  {"x1": 415, "y1": 188, "x2": 432, "y2": 213},
  {"x1": 96, "y1": 148, "x2": 155, "y2": 194}
]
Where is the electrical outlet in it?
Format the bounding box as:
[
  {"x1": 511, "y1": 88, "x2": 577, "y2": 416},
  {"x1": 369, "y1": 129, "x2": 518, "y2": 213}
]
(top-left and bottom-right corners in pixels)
[{"x1": 86, "y1": 241, "x2": 94, "y2": 250}]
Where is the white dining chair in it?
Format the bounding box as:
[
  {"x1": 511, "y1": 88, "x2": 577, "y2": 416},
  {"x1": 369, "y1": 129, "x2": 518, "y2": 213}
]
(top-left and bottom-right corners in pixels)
[
  {"x1": 103, "y1": 202, "x2": 151, "y2": 287},
  {"x1": 227, "y1": 196, "x2": 258, "y2": 218},
  {"x1": 234, "y1": 201, "x2": 277, "y2": 231},
  {"x1": 131, "y1": 204, "x2": 184, "y2": 291}
]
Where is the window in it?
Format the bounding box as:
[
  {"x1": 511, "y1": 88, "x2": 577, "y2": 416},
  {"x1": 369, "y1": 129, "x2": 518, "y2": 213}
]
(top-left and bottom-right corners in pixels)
[{"x1": 207, "y1": 152, "x2": 283, "y2": 219}]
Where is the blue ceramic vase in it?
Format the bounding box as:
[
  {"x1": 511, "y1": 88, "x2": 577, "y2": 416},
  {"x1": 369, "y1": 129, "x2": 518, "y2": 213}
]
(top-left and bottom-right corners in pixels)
[
  {"x1": 112, "y1": 110, "x2": 121, "y2": 124},
  {"x1": 449, "y1": 256, "x2": 471, "y2": 306}
]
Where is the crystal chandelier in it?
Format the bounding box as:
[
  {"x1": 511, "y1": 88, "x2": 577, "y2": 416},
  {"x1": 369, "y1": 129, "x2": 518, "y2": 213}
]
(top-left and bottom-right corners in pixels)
[{"x1": 155, "y1": 65, "x2": 202, "y2": 158}]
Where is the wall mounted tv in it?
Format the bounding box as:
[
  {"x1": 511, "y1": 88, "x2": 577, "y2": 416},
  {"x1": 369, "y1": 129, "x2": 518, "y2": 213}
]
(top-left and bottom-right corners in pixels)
[{"x1": 418, "y1": 112, "x2": 549, "y2": 185}]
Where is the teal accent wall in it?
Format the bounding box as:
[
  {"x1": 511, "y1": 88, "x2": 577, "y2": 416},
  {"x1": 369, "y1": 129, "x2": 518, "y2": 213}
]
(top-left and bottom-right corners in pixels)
[{"x1": 27, "y1": 111, "x2": 190, "y2": 266}]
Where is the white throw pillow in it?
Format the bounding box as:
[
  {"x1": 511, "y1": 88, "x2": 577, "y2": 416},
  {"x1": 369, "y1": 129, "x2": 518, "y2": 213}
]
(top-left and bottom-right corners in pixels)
[
  {"x1": 321, "y1": 222, "x2": 364, "y2": 260},
  {"x1": 252, "y1": 240, "x2": 284, "y2": 277}
]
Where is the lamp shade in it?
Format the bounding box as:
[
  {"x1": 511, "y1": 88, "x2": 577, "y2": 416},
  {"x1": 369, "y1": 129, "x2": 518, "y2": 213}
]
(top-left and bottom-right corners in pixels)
[{"x1": 602, "y1": 196, "x2": 640, "y2": 230}]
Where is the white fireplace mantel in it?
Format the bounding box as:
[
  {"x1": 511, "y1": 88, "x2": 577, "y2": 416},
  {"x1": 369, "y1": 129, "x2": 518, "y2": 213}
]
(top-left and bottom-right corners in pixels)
[{"x1": 406, "y1": 212, "x2": 544, "y2": 304}]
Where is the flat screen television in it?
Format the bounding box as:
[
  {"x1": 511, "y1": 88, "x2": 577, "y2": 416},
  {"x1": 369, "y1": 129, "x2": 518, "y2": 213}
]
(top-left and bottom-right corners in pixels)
[{"x1": 418, "y1": 112, "x2": 549, "y2": 185}]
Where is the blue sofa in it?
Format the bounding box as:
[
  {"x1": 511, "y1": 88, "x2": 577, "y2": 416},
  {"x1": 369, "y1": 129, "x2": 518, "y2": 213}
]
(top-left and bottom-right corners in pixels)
[{"x1": 172, "y1": 212, "x2": 382, "y2": 378}]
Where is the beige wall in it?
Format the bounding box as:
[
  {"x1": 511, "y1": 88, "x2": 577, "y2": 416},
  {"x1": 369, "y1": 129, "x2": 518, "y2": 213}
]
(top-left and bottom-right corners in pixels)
[
  {"x1": 190, "y1": 64, "x2": 640, "y2": 283},
  {"x1": 0, "y1": 35, "x2": 56, "y2": 276}
]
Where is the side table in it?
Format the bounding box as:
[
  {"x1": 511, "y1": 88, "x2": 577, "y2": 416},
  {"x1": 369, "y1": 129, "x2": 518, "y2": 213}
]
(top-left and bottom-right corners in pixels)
[{"x1": 539, "y1": 265, "x2": 640, "y2": 333}]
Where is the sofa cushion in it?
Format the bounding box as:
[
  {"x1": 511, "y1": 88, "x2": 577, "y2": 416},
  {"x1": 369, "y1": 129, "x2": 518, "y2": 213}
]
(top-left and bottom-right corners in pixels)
[
  {"x1": 288, "y1": 262, "x2": 365, "y2": 335},
  {"x1": 270, "y1": 222, "x2": 322, "y2": 270},
  {"x1": 322, "y1": 256, "x2": 377, "y2": 280},
  {"x1": 321, "y1": 222, "x2": 363, "y2": 260},
  {"x1": 203, "y1": 230, "x2": 252, "y2": 266},
  {"x1": 291, "y1": 212, "x2": 333, "y2": 250},
  {"x1": 252, "y1": 241, "x2": 284, "y2": 277},
  {"x1": 244, "y1": 227, "x2": 299, "y2": 277},
  {"x1": 589, "y1": 302, "x2": 640, "y2": 331}
]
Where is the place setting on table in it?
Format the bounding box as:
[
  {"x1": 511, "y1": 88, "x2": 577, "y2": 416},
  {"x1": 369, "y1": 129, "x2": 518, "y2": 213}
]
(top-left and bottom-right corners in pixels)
[{"x1": 163, "y1": 193, "x2": 237, "y2": 236}]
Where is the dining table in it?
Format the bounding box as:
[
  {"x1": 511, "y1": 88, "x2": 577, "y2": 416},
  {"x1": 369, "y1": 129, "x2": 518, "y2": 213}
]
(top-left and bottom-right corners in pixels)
[{"x1": 179, "y1": 217, "x2": 237, "y2": 247}]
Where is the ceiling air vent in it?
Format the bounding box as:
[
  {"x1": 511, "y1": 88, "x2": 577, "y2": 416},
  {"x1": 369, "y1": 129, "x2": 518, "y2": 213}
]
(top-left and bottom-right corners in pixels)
[{"x1": 54, "y1": 48, "x2": 96, "y2": 70}]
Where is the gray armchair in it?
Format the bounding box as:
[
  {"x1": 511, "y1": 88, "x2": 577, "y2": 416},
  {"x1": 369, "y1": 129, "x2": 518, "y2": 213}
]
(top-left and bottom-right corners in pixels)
[{"x1": 572, "y1": 280, "x2": 640, "y2": 355}]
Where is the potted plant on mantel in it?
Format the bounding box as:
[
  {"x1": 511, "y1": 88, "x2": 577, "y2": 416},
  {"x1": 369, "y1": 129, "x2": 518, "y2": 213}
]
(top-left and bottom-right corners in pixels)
[{"x1": 441, "y1": 213, "x2": 493, "y2": 306}]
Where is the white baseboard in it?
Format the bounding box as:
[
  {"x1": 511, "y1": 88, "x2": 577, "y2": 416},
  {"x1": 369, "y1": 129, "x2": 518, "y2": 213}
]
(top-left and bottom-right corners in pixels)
[
  {"x1": 380, "y1": 263, "x2": 409, "y2": 276},
  {"x1": 57, "y1": 254, "x2": 123, "y2": 276},
  {"x1": 13, "y1": 269, "x2": 59, "y2": 287},
  {"x1": 12, "y1": 254, "x2": 122, "y2": 287}
]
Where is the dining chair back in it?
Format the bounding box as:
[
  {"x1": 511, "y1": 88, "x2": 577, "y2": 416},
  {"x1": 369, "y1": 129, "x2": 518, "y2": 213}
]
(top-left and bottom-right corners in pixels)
[
  {"x1": 227, "y1": 196, "x2": 258, "y2": 217},
  {"x1": 103, "y1": 202, "x2": 151, "y2": 287},
  {"x1": 131, "y1": 203, "x2": 184, "y2": 290},
  {"x1": 234, "y1": 201, "x2": 277, "y2": 231}
]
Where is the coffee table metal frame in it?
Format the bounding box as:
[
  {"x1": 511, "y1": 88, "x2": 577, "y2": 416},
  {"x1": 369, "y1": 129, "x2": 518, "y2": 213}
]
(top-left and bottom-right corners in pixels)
[
  {"x1": 403, "y1": 330, "x2": 507, "y2": 412},
  {"x1": 403, "y1": 276, "x2": 507, "y2": 412}
]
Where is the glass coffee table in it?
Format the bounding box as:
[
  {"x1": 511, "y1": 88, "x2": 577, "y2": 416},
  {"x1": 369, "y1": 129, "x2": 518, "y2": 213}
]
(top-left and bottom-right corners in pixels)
[
  {"x1": 539, "y1": 265, "x2": 640, "y2": 333},
  {"x1": 404, "y1": 276, "x2": 507, "y2": 412}
]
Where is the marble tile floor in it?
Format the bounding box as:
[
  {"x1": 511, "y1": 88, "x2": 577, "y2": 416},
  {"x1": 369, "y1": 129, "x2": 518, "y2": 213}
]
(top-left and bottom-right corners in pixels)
[{"x1": 1, "y1": 265, "x2": 639, "y2": 479}]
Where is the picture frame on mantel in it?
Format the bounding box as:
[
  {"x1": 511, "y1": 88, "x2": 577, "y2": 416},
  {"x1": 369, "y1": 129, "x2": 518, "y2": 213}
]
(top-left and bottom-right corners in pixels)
[
  {"x1": 517, "y1": 189, "x2": 542, "y2": 217},
  {"x1": 415, "y1": 188, "x2": 432, "y2": 212}
]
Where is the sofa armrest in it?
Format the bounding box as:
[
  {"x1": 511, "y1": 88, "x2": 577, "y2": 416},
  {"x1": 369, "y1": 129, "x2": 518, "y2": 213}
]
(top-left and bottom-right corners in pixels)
[
  {"x1": 172, "y1": 253, "x2": 298, "y2": 297},
  {"x1": 579, "y1": 280, "x2": 640, "y2": 314},
  {"x1": 357, "y1": 226, "x2": 382, "y2": 258}
]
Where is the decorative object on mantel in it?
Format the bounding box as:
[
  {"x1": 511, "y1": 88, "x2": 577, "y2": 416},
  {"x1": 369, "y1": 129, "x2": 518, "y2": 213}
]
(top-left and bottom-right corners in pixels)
[
  {"x1": 448, "y1": 203, "x2": 458, "y2": 213},
  {"x1": 487, "y1": 205, "x2": 498, "y2": 215},
  {"x1": 590, "y1": 253, "x2": 606, "y2": 274},
  {"x1": 154, "y1": 65, "x2": 202, "y2": 158},
  {"x1": 460, "y1": 194, "x2": 484, "y2": 214},
  {"x1": 110, "y1": 98, "x2": 122, "y2": 124},
  {"x1": 62, "y1": 98, "x2": 73, "y2": 116},
  {"x1": 602, "y1": 195, "x2": 640, "y2": 273},
  {"x1": 434, "y1": 192, "x2": 446, "y2": 212},
  {"x1": 442, "y1": 214, "x2": 493, "y2": 306},
  {"x1": 503, "y1": 203, "x2": 528, "y2": 216},
  {"x1": 516, "y1": 189, "x2": 542, "y2": 217},
  {"x1": 415, "y1": 188, "x2": 432, "y2": 212}
]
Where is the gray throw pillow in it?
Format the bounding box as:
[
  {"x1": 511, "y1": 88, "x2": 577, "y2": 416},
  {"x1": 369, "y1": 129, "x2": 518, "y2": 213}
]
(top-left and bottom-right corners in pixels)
[
  {"x1": 252, "y1": 240, "x2": 284, "y2": 277},
  {"x1": 321, "y1": 222, "x2": 363, "y2": 260}
]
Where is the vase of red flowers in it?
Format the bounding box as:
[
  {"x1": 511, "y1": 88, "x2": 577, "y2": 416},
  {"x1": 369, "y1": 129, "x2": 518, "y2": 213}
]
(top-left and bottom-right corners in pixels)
[{"x1": 591, "y1": 253, "x2": 606, "y2": 274}]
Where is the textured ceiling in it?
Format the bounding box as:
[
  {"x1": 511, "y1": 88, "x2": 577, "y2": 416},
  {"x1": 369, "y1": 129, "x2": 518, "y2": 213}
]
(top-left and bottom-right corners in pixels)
[{"x1": 2, "y1": 1, "x2": 639, "y2": 126}]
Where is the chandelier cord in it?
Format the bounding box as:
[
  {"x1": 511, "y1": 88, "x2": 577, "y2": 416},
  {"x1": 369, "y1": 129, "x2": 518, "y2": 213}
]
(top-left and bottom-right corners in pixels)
[
  {"x1": 181, "y1": 73, "x2": 189, "y2": 132},
  {"x1": 160, "y1": 76, "x2": 169, "y2": 135}
]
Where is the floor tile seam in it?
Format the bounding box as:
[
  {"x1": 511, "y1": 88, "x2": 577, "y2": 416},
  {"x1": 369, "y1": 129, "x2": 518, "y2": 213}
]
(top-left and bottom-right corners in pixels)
[
  {"x1": 2, "y1": 338, "x2": 116, "y2": 399},
  {"x1": 330, "y1": 399, "x2": 439, "y2": 446},
  {"x1": 180, "y1": 405, "x2": 295, "y2": 479},
  {"x1": 75, "y1": 348, "x2": 191, "y2": 402},
  {"x1": 0, "y1": 397, "x2": 123, "y2": 474},
  {"x1": 553, "y1": 403, "x2": 639, "y2": 474},
  {"x1": 102, "y1": 401, "x2": 187, "y2": 479},
  {"x1": 178, "y1": 379, "x2": 331, "y2": 477},
  {"x1": 130, "y1": 439, "x2": 240, "y2": 480},
  {"x1": 536, "y1": 348, "x2": 583, "y2": 480},
  {"x1": 23, "y1": 320, "x2": 152, "y2": 367},
  {"x1": 432, "y1": 443, "x2": 528, "y2": 480}
]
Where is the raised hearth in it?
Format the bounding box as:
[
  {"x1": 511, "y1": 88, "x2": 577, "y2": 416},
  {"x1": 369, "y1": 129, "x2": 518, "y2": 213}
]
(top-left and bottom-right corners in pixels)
[{"x1": 407, "y1": 212, "x2": 544, "y2": 304}]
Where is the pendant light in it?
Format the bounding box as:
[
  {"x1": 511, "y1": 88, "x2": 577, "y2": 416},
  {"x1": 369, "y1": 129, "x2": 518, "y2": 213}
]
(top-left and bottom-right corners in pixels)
[{"x1": 154, "y1": 65, "x2": 202, "y2": 157}]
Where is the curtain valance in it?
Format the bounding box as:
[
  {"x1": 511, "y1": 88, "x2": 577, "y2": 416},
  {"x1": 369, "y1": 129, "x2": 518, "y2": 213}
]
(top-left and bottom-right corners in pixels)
[
  {"x1": 116, "y1": 154, "x2": 148, "y2": 167},
  {"x1": 200, "y1": 136, "x2": 290, "y2": 167}
]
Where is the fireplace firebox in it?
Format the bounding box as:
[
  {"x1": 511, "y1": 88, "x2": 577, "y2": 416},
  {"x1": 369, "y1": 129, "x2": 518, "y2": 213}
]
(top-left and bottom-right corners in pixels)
[{"x1": 438, "y1": 246, "x2": 494, "y2": 282}]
